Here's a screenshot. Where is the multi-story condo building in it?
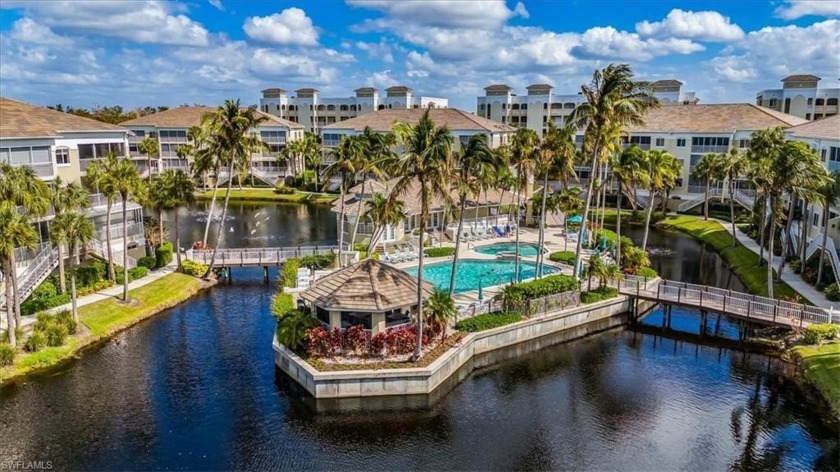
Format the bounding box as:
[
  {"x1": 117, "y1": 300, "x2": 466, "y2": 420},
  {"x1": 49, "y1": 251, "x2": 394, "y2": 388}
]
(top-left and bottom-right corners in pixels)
[
  {"x1": 476, "y1": 79, "x2": 698, "y2": 136},
  {"x1": 120, "y1": 106, "x2": 305, "y2": 184},
  {"x1": 320, "y1": 108, "x2": 515, "y2": 245},
  {"x1": 259, "y1": 86, "x2": 449, "y2": 134},
  {"x1": 756, "y1": 75, "x2": 839, "y2": 121}
]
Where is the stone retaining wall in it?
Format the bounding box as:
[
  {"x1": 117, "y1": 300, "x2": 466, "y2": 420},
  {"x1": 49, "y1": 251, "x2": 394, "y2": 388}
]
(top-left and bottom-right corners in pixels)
[{"x1": 274, "y1": 295, "x2": 653, "y2": 398}]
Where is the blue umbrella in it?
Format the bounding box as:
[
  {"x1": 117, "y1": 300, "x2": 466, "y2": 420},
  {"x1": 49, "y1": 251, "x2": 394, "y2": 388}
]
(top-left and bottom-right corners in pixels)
[
  {"x1": 566, "y1": 215, "x2": 583, "y2": 223},
  {"x1": 478, "y1": 279, "x2": 483, "y2": 301}
]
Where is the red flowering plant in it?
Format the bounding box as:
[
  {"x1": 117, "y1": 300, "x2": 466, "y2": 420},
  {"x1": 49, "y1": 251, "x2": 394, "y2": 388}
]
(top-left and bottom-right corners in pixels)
[
  {"x1": 343, "y1": 325, "x2": 369, "y2": 355},
  {"x1": 306, "y1": 326, "x2": 331, "y2": 357},
  {"x1": 369, "y1": 332, "x2": 387, "y2": 357}
]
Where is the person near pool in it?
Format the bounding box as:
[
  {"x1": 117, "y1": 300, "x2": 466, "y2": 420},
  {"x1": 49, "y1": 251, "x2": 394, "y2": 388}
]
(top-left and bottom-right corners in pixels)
[{"x1": 504, "y1": 223, "x2": 510, "y2": 236}]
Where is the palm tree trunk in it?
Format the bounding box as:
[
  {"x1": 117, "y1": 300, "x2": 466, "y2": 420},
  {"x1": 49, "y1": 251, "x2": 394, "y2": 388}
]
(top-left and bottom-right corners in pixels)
[
  {"x1": 174, "y1": 209, "x2": 182, "y2": 271},
  {"x1": 817, "y1": 205, "x2": 829, "y2": 285},
  {"x1": 758, "y1": 196, "x2": 767, "y2": 267},
  {"x1": 336, "y1": 172, "x2": 347, "y2": 268},
  {"x1": 514, "y1": 180, "x2": 522, "y2": 282},
  {"x1": 449, "y1": 195, "x2": 467, "y2": 296},
  {"x1": 122, "y1": 197, "x2": 129, "y2": 301},
  {"x1": 10, "y1": 251, "x2": 21, "y2": 327},
  {"x1": 4, "y1": 260, "x2": 16, "y2": 347},
  {"x1": 777, "y1": 196, "x2": 796, "y2": 281},
  {"x1": 537, "y1": 173, "x2": 549, "y2": 278},
  {"x1": 573, "y1": 136, "x2": 602, "y2": 281},
  {"x1": 767, "y1": 195, "x2": 776, "y2": 299},
  {"x1": 414, "y1": 188, "x2": 429, "y2": 361},
  {"x1": 349, "y1": 178, "x2": 367, "y2": 250},
  {"x1": 69, "y1": 245, "x2": 79, "y2": 324},
  {"x1": 642, "y1": 190, "x2": 656, "y2": 251},
  {"x1": 106, "y1": 200, "x2": 115, "y2": 281},
  {"x1": 799, "y1": 202, "x2": 809, "y2": 266},
  {"x1": 616, "y1": 191, "x2": 623, "y2": 267},
  {"x1": 202, "y1": 168, "x2": 221, "y2": 246},
  {"x1": 158, "y1": 207, "x2": 164, "y2": 249},
  {"x1": 704, "y1": 179, "x2": 710, "y2": 220},
  {"x1": 204, "y1": 162, "x2": 236, "y2": 278},
  {"x1": 57, "y1": 243, "x2": 66, "y2": 294},
  {"x1": 729, "y1": 178, "x2": 737, "y2": 248}
]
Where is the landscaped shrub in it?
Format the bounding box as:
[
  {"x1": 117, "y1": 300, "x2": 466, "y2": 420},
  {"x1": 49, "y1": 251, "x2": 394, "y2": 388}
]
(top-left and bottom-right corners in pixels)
[
  {"x1": 636, "y1": 267, "x2": 658, "y2": 279},
  {"x1": 329, "y1": 327, "x2": 344, "y2": 354},
  {"x1": 581, "y1": 287, "x2": 619, "y2": 304},
  {"x1": 33, "y1": 312, "x2": 53, "y2": 332},
  {"x1": 74, "y1": 262, "x2": 105, "y2": 287},
  {"x1": 76, "y1": 279, "x2": 113, "y2": 297},
  {"x1": 55, "y1": 310, "x2": 77, "y2": 335},
  {"x1": 386, "y1": 328, "x2": 417, "y2": 355},
  {"x1": 353, "y1": 243, "x2": 369, "y2": 253},
  {"x1": 129, "y1": 266, "x2": 149, "y2": 281},
  {"x1": 823, "y1": 284, "x2": 840, "y2": 302},
  {"x1": 803, "y1": 323, "x2": 839, "y2": 345},
  {"x1": 369, "y1": 332, "x2": 387, "y2": 357},
  {"x1": 455, "y1": 311, "x2": 522, "y2": 332},
  {"x1": 155, "y1": 241, "x2": 174, "y2": 268},
  {"x1": 281, "y1": 258, "x2": 301, "y2": 288},
  {"x1": 44, "y1": 322, "x2": 69, "y2": 347},
  {"x1": 22, "y1": 292, "x2": 71, "y2": 316},
  {"x1": 510, "y1": 274, "x2": 578, "y2": 300},
  {"x1": 424, "y1": 247, "x2": 455, "y2": 257},
  {"x1": 24, "y1": 331, "x2": 46, "y2": 353},
  {"x1": 276, "y1": 310, "x2": 317, "y2": 351},
  {"x1": 305, "y1": 325, "x2": 331, "y2": 357},
  {"x1": 343, "y1": 325, "x2": 369, "y2": 355},
  {"x1": 370, "y1": 252, "x2": 380, "y2": 261},
  {"x1": 548, "y1": 251, "x2": 575, "y2": 265},
  {"x1": 299, "y1": 253, "x2": 336, "y2": 270},
  {"x1": 137, "y1": 256, "x2": 156, "y2": 270},
  {"x1": 621, "y1": 246, "x2": 651, "y2": 271},
  {"x1": 0, "y1": 343, "x2": 15, "y2": 366},
  {"x1": 275, "y1": 186, "x2": 296, "y2": 195},
  {"x1": 271, "y1": 292, "x2": 296, "y2": 319},
  {"x1": 180, "y1": 260, "x2": 208, "y2": 278}
]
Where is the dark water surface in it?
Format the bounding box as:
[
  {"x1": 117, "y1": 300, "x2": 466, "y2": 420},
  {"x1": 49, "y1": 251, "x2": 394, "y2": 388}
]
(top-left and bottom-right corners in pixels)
[{"x1": 1, "y1": 209, "x2": 837, "y2": 471}]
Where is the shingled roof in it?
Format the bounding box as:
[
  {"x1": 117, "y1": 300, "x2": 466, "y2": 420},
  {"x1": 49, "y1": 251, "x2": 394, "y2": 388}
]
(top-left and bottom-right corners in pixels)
[
  {"x1": 322, "y1": 108, "x2": 515, "y2": 133},
  {"x1": 627, "y1": 103, "x2": 807, "y2": 133},
  {"x1": 787, "y1": 115, "x2": 840, "y2": 140},
  {"x1": 0, "y1": 97, "x2": 127, "y2": 138},
  {"x1": 782, "y1": 75, "x2": 821, "y2": 82},
  {"x1": 120, "y1": 106, "x2": 303, "y2": 129},
  {"x1": 300, "y1": 259, "x2": 435, "y2": 312}
]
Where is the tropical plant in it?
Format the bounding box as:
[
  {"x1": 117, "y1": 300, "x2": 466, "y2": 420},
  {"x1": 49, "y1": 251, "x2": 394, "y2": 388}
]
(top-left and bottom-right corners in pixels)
[
  {"x1": 389, "y1": 107, "x2": 453, "y2": 359},
  {"x1": 641, "y1": 149, "x2": 681, "y2": 250},
  {"x1": 587, "y1": 254, "x2": 622, "y2": 289},
  {"x1": 364, "y1": 192, "x2": 405, "y2": 257},
  {"x1": 151, "y1": 169, "x2": 195, "y2": 270},
  {"x1": 50, "y1": 212, "x2": 94, "y2": 323},
  {"x1": 509, "y1": 127, "x2": 540, "y2": 282},
  {"x1": 424, "y1": 289, "x2": 457, "y2": 343},
  {"x1": 111, "y1": 157, "x2": 146, "y2": 300},
  {"x1": 816, "y1": 171, "x2": 840, "y2": 286},
  {"x1": 493, "y1": 165, "x2": 516, "y2": 227},
  {"x1": 323, "y1": 134, "x2": 364, "y2": 266},
  {"x1": 0, "y1": 208, "x2": 38, "y2": 347},
  {"x1": 47, "y1": 178, "x2": 90, "y2": 293},
  {"x1": 277, "y1": 310, "x2": 318, "y2": 351},
  {"x1": 691, "y1": 153, "x2": 724, "y2": 220},
  {"x1": 349, "y1": 127, "x2": 396, "y2": 250},
  {"x1": 566, "y1": 64, "x2": 658, "y2": 281},
  {"x1": 138, "y1": 136, "x2": 159, "y2": 182},
  {"x1": 612, "y1": 144, "x2": 649, "y2": 263},
  {"x1": 84, "y1": 152, "x2": 121, "y2": 281},
  {"x1": 720, "y1": 148, "x2": 749, "y2": 248},
  {"x1": 747, "y1": 128, "x2": 784, "y2": 270}
]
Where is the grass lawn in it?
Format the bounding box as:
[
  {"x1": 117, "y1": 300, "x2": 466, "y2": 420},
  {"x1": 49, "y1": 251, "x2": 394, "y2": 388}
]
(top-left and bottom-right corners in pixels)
[
  {"x1": 657, "y1": 215, "x2": 805, "y2": 302},
  {"x1": 196, "y1": 188, "x2": 337, "y2": 205},
  {"x1": 1, "y1": 273, "x2": 206, "y2": 383},
  {"x1": 794, "y1": 341, "x2": 840, "y2": 416}
]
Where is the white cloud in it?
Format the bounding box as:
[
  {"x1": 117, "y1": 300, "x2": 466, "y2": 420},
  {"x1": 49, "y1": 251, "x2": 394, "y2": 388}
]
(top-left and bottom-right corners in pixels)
[
  {"x1": 513, "y1": 2, "x2": 530, "y2": 19},
  {"x1": 775, "y1": 0, "x2": 840, "y2": 20},
  {"x1": 208, "y1": 0, "x2": 224, "y2": 11},
  {"x1": 8, "y1": 18, "x2": 70, "y2": 46},
  {"x1": 243, "y1": 8, "x2": 319, "y2": 46},
  {"x1": 1, "y1": 1, "x2": 209, "y2": 47},
  {"x1": 347, "y1": 0, "x2": 525, "y2": 29},
  {"x1": 575, "y1": 26, "x2": 704, "y2": 60},
  {"x1": 636, "y1": 9, "x2": 745, "y2": 42},
  {"x1": 356, "y1": 40, "x2": 396, "y2": 63}
]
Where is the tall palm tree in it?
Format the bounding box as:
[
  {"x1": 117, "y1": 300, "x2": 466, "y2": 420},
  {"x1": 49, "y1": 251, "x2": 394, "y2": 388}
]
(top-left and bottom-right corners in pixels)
[
  {"x1": 641, "y1": 149, "x2": 680, "y2": 250},
  {"x1": 187, "y1": 125, "x2": 212, "y2": 192},
  {"x1": 154, "y1": 169, "x2": 196, "y2": 270},
  {"x1": 448, "y1": 133, "x2": 496, "y2": 295},
  {"x1": 202, "y1": 100, "x2": 268, "y2": 278},
  {"x1": 48, "y1": 178, "x2": 90, "y2": 293},
  {"x1": 817, "y1": 171, "x2": 840, "y2": 286},
  {"x1": 85, "y1": 152, "x2": 121, "y2": 281},
  {"x1": 747, "y1": 128, "x2": 785, "y2": 269},
  {"x1": 364, "y1": 192, "x2": 406, "y2": 257},
  {"x1": 556, "y1": 187, "x2": 584, "y2": 252},
  {"x1": 50, "y1": 212, "x2": 94, "y2": 324},
  {"x1": 138, "y1": 136, "x2": 159, "y2": 182},
  {"x1": 720, "y1": 148, "x2": 749, "y2": 248},
  {"x1": 322, "y1": 134, "x2": 365, "y2": 266},
  {"x1": 612, "y1": 145, "x2": 648, "y2": 264},
  {"x1": 349, "y1": 127, "x2": 396, "y2": 250},
  {"x1": 390, "y1": 107, "x2": 453, "y2": 360},
  {"x1": 566, "y1": 64, "x2": 658, "y2": 281},
  {"x1": 536, "y1": 122, "x2": 577, "y2": 277},
  {"x1": 692, "y1": 153, "x2": 720, "y2": 220},
  {"x1": 510, "y1": 128, "x2": 540, "y2": 282},
  {"x1": 0, "y1": 208, "x2": 38, "y2": 347},
  {"x1": 111, "y1": 158, "x2": 145, "y2": 300},
  {"x1": 300, "y1": 131, "x2": 323, "y2": 181},
  {"x1": 493, "y1": 162, "x2": 516, "y2": 227}
]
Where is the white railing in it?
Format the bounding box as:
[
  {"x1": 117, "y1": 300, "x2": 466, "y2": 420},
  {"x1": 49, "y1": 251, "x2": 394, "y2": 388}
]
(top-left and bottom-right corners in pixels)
[
  {"x1": 95, "y1": 222, "x2": 145, "y2": 243},
  {"x1": 677, "y1": 188, "x2": 722, "y2": 212},
  {"x1": 804, "y1": 232, "x2": 840, "y2": 289},
  {"x1": 733, "y1": 189, "x2": 755, "y2": 209},
  {"x1": 2, "y1": 247, "x2": 59, "y2": 309},
  {"x1": 88, "y1": 239, "x2": 137, "y2": 269},
  {"x1": 185, "y1": 245, "x2": 341, "y2": 267}
]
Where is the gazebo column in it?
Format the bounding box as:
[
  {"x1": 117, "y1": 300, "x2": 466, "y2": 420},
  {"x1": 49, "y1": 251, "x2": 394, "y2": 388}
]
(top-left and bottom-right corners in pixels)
[
  {"x1": 329, "y1": 311, "x2": 342, "y2": 330},
  {"x1": 371, "y1": 313, "x2": 385, "y2": 335}
]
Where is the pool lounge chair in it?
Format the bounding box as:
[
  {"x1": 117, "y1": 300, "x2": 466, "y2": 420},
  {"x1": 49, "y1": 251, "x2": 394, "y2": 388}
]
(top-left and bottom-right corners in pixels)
[
  {"x1": 492, "y1": 225, "x2": 505, "y2": 237},
  {"x1": 405, "y1": 245, "x2": 418, "y2": 260}
]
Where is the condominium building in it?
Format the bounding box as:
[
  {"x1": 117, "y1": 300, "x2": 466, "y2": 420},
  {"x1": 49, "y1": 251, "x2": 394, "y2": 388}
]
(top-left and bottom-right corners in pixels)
[
  {"x1": 259, "y1": 86, "x2": 449, "y2": 134},
  {"x1": 756, "y1": 75, "x2": 840, "y2": 121},
  {"x1": 120, "y1": 106, "x2": 305, "y2": 184},
  {"x1": 476, "y1": 79, "x2": 698, "y2": 136}
]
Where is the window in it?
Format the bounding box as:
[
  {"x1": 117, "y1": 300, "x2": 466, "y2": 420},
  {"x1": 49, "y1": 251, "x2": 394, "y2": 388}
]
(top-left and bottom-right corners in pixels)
[
  {"x1": 807, "y1": 98, "x2": 813, "y2": 106},
  {"x1": 521, "y1": 104, "x2": 527, "y2": 110},
  {"x1": 459, "y1": 135, "x2": 471, "y2": 145},
  {"x1": 738, "y1": 139, "x2": 751, "y2": 149},
  {"x1": 821, "y1": 149, "x2": 827, "y2": 159},
  {"x1": 676, "y1": 138, "x2": 686, "y2": 147},
  {"x1": 55, "y1": 147, "x2": 70, "y2": 165},
  {"x1": 816, "y1": 98, "x2": 825, "y2": 106},
  {"x1": 564, "y1": 103, "x2": 576, "y2": 109},
  {"x1": 378, "y1": 104, "x2": 385, "y2": 110},
  {"x1": 327, "y1": 105, "x2": 335, "y2": 111},
  {"x1": 502, "y1": 103, "x2": 506, "y2": 109},
  {"x1": 511, "y1": 104, "x2": 519, "y2": 110},
  {"x1": 501, "y1": 116, "x2": 506, "y2": 123},
  {"x1": 260, "y1": 130, "x2": 286, "y2": 143},
  {"x1": 78, "y1": 144, "x2": 95, "y2": 160},
  {"x1": 829, "y1": 147, "x2": 840, "y2": 162},
  {"x1": 691, "y1": 137, "x2": 729, "y2": 148},
  {"x1": 690, "y1": 154, "x2": 703, "y2": 166},
  {"x1": 551, "y1": 103, "x2": 562, "y2": 109},
  {"x1": 655, "y1": 138, "x2": 665, "y2": 147},
  {"x1": 828, "y1": 98, "x2": 839, "y2": 106},
  {"x1": 768, "y1": 99, "x2": 777, "y2": 107},
  {"x1": 479, "y1": 104, "x2": 485, "y2": 110},
  {"x1": 78, "y1": 142, "x2": 124, "y2": 159},
  {"x1": 806, "y1": 113, "x2": 812, "y2": 120}
]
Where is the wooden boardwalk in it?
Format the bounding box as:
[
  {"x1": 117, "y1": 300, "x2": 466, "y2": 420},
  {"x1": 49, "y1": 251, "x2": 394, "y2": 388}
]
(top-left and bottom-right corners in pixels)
[
  {"x1": 184, "y1": 246, "x2": 340, "y2": 268},
  {"x1": 617, "y1": 278, "x2": 836, "y2": 328}
]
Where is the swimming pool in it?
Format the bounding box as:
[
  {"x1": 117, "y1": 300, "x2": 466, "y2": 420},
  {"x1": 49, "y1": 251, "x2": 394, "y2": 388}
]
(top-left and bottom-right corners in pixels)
[
  {"x1": 473, "y1": 242, "x2": 543, "y2": 257},
  {"x1": 403, "y1": 258, "x2": 557, "y2": 293}
]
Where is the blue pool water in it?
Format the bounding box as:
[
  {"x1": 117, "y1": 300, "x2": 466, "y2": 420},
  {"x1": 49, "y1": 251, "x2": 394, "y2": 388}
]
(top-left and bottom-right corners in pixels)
[
  {"x1": 403, "y1": 258, "x2": 557, "y2": 293},
  {"x1": 473, "y1": 242, "x2": 542, "y2": 257}
]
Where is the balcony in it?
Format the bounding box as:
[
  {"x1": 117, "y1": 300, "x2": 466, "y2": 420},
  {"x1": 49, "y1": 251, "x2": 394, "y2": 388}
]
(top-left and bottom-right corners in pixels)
[
  {"x1": 690, "y1": 145, "x2": 729, "y2": 154},
  {"x1": 828, "y1": 160, "x2": 840, "y2": 172}
]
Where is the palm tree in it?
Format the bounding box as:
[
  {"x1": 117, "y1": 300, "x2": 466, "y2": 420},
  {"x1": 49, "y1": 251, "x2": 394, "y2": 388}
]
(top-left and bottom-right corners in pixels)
[
  {"x1": 85, "y1": 153, "x2": 121, "y2": 281},
  {"x1": 50, "y1": 212, "x2": 94, "y2": 324},
  {"x1": 390, "y1": 107, "x2": 453, "y2": 359},
  {"x1": 556, "y1": 187, "x2": 584, "y2": 252},
  {"x1": 692, "y1": 153, "x2": 721, "y2": 220},
  {"x1": 201, "y1": 100, "x2": 268, "y2": 278},
  {"x1": 747, "y1": 128, "x2": 785, "y2": 269},
  {"x1": 613, "y1": 145, "x2": 648, "y2": 263},
  {"x1": 0, "y1": 208, "x2": 38, "y2": 347},
  {"x1": 322, "y1": 134, "x2": 365, "y2": 266},
  {"x1": 536, "y1": 122, "x2": 577, "y2": 277},
  {"x1": 187, "y1": 125, "x2": 212, "y2": 192},
  {"x1": 300, "y1": 131, "x2": 323, "y2": 181},
  {"x1": 493, "y1": 165, "x2": 516, "y2": 227},
  {"x1": 138, "y1": 136, "x2": 159, "y2": 182},
  {"x1": 364, "y1": 192, "x2": 405, "y2": 257},
  {"x1": 566, "y1": 64, "x2": 658, "y2": 281},
  {"x1": 424, "y1": 289, "x2": 457, "y2": 344},
  {"x1": 48, "y1": 178, "x2": 90, "y2": 293},
  {"x1": 111, "y1": 158, "x2": 145, "y2": 300},
  {"x1": 641, "y1": 149, "x2": 680, "y2": 250},
  {"x1": 154, "y1": 170, "x2": 196, "y2": 270},
  {"x1": 817, "y1": 171, "x2": 840, "y2": 286},
  {"x1": 510, "y1": 128, "x2": 540, "y2": 282},
  {"x1": 449, "y1": 133, "x2": 496, "y2": 295},
  {"x1": 587, "y1": 254, "x2": 622, "y2": 289},
  {"x1": 720, "y1": 148, "x2": 749, "y2": 248},
  {"x1": 349, "y1": 127, "x2": 396, "y2": 250}
]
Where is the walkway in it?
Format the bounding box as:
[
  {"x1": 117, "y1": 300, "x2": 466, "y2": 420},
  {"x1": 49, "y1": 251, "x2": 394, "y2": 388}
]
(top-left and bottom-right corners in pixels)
[
  {"x1": 714, "y1": 218, "x2": 840, "y2": 309},
  {"x1": 184, "y1": 246, "x2": 340, "y2": 268}
]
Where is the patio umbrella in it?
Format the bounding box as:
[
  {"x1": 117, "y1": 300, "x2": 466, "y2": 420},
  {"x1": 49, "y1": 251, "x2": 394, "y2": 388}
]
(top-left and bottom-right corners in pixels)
[
  {"x1": 478, "y1": 279, "x2": 483, "y2": 301},
  {"x1": 566, "y1": 215, "x2": 583, "y2": 223}
]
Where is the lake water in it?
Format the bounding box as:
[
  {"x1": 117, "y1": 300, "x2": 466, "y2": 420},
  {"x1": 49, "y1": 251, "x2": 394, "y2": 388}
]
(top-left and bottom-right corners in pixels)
[{"x1": 1, "y1": 206, "x2": 837, "y2": 471}]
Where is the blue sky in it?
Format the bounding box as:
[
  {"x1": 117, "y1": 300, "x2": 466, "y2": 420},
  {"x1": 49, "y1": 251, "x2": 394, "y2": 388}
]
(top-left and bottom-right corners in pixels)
[{"x1": 0, "y1": 1, "x2": 838, "y2": 110}]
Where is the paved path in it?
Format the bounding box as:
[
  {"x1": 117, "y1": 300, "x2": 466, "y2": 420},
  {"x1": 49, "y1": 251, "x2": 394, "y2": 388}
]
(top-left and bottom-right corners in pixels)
[
  {"x1": 1, "y1": 262, "x2": 178, "y2": 331},
  {"x1": 714, "y1": 218, "x2": 840, "y2": 309}
]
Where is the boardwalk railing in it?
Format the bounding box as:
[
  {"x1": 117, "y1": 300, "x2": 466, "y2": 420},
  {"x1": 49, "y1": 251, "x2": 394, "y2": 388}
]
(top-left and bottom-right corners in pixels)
[
  {"x1": 618, "y1": 278, "x2": 835, "y2": 327},
  {"x1": 185, "y1": 245, "x2": 341, "y2": 267}
]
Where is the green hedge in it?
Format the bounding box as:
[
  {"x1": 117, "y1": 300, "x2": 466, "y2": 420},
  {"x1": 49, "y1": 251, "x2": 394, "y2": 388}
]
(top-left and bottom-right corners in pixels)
[
  {"x1": 137, "y1": 256, "x2": 156, "y2": 270},
  {"x1": 581, "y1": 286, "x2": 619, "y2": 304},
  {"x1": 824, "y1": 284, "x2": 840, "y2": 302},
  {"x1": 548, "y1": 251, "x2": 575, "y2": 265},
  {"x1": 424, "y1": 247, "x2": 455, "y2": 257},
  {"x1": 180, "y1": 260, "x2": 208, "y2": 277},
  {"x1": 75, "y1": 262, "x2": 104, "y2": 286},
  {"x1": 636, "y1": 267, "x2": 658, "y2": 279},
  {"x1": 299, "y1": 253, "x2": 335, "y2": 270},
  {"x1": 281, "y1": 258, "x2": 300, "y2": 288},
  {"x1": 804, "y1": 324, "x2": 839, "y2": 345},
  {"x1": 510, "y1": 274, "x2": 578, "y2": 300},
  {"x1": 155, "y1": 241, "x2": 174, "y2": 268},
  {"x1": 272, "y1": 292, "x2": 296, "y2": 319},
  {"x1": 455, "y1": 311, "x2": 522, "y2": 332}
]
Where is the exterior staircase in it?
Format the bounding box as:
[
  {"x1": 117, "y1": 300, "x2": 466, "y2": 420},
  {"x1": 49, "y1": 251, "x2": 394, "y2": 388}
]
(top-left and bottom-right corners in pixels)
[
  {"x1": 0, "y1": 243, "x2": 59, "y2": 312},
  {"x1": 88, "y1": 238, "x2": 138, "y2": 269},
  {"x1": 677, "y1": 188, "x2": 722, "y2": 213},
  {"x1": 794, "y1": 223, "x2": 840, "y2": 286}
]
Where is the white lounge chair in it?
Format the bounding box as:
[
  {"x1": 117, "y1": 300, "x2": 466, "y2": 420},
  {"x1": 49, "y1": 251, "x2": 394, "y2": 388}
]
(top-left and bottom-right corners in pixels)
[
  {"x1": 389, "y1": 249, "x2": 403, "y2": 263},
  {"x1": 405, "y1": 245, "x2": 418, "y2": 260}
]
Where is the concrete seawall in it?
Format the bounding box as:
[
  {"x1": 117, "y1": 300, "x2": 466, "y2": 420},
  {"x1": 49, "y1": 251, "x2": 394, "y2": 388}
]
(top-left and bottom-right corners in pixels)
[{"x1": 274, "y1": 295, "x2": 654, "y2": 399}]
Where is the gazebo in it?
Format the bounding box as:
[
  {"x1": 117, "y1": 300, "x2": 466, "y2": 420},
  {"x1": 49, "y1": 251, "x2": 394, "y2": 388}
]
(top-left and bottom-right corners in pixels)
[{"x1": 299, "y1": 259, "x2": 436, "y2": 335}]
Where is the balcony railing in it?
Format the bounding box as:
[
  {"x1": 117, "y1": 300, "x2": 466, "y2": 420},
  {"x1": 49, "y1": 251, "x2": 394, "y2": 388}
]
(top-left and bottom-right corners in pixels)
[
  {"x1": 690, "y1": 145, "x2": 729, "y2": 154},
  {"x1": 828, "y1": 160, "x2": 840, "y2": 172},
  {"x1": 95, "y1": 222, "x2": 145, "y2": 242}
]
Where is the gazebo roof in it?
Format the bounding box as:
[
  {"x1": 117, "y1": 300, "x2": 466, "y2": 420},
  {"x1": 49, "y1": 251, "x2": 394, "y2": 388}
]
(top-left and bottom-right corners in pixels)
[{"x1": 300, "y1": 259, "x2": 435, "y2": 312}]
